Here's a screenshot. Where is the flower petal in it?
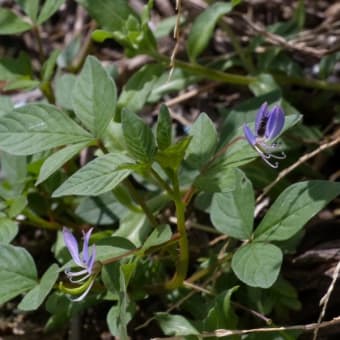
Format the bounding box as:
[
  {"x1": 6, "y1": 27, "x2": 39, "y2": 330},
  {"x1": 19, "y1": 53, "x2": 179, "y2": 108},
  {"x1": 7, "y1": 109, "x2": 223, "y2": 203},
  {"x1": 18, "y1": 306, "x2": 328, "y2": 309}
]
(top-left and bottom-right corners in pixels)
[
  {"x1": 63, "y1": 227, "x2": 83, "y2": 267},
  {"x1": 255, "y1": 102, "x2": 268, "y2": 134},
  {"x1": 265, "y1": 106, "x2": 285, "y2": 140},
  {"x1": 82, "y1": 227, "x2": 94, "y2": 263},
  {"x1": 243, "y1": 124, "x2": 256, "y2": 145},
  {"x1": 86, "y1": 245, "x2": 96, "y2": 274}
]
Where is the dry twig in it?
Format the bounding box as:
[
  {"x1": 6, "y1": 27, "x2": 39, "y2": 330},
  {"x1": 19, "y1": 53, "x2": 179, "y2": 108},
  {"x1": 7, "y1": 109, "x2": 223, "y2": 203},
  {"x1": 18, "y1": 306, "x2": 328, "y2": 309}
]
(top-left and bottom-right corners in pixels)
[{"x1": 151, "y1": 316, "x2": 340, "y2": 339}]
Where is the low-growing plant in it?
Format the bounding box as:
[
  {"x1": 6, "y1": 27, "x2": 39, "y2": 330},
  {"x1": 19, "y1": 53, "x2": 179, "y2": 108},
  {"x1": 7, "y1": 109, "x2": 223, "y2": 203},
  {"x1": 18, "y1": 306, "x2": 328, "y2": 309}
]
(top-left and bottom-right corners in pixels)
[{"x1": 1, "y1": 0, "x2": 340, "y2": 338}]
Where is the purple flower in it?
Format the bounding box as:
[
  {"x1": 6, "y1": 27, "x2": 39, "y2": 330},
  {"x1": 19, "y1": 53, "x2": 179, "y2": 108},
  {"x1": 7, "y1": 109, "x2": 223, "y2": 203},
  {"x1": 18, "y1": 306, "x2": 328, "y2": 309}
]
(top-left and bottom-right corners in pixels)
[
  {"x1": 62, "y1": 227, "x2": 97, "y2": 301},
  {"x1": 243, "y1": 102, "x2": 286, "y2": 168}
]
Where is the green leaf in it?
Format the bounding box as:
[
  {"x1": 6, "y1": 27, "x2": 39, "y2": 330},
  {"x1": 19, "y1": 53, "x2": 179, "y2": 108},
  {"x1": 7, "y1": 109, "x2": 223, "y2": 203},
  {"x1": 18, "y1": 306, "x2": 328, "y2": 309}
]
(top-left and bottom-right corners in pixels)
[
  {"x1": 0, "y1": 218, "x2": 18, "y2": 243},
  {"x1": 0, "y1": 8, "x2": 32, "y2": 35},
  {"x1": 156, "y1": 104, "x2": 172, "y2": 150},
  {"x1": 106, "y1": 266, "x2": 133, "y2": 340},
  {"x1": 117, "y1": 64, "x2": 164, "y2": 120},
  {"x1": 232, "y1": 242, "x2": 282, "y2": 288},
  {"x1": 37, "y1": 0, "x2": 65, "y2": 24},
  {"x1": 249, "y1": 73, "x2": 280, "y2": 96},
  {"x1": 15, "y1": 0, "x2": 39, "y2": 21},
  {"x1": 114, "y1": 211, "x2": 150, "y2": 247},
  {"x1": 210, "y1": 170, "x2": 254, "y2": 240},
  {"x1": 8, "y1": 195, "x2": 27, "y2": 218},
  {"x1": 254, "y1": 181, "x2": 340, "y2": 242},
  {"x1": 75, "y1": 193, "x2": 123, "y2": 225},
  {"x1": 18, "y1": 263, "x2": 59, "y2": 311},
  {"x1": 52, "y1": 152, "x2": 132, "y2": 197},
  {"x1": 142, "y1": 224, "x2": 172, "y2": 251},
  {"x1": 36, "y1": 142, "x2": 88, "y2": 185},
  {"x1": 0, "y1": 52, "x2": 32, "y2": 82},
  {"x1": 55, "y1": 73, "x2": 76, "y2": 110},
  {"x1": 4, "y1": 79, "x2": 40, "y2": 91},
  {"x1": 41, "y1": 49, "x2": 60, "y2": 82},
  {"x1": 0, "y1": 96, "x2": 13, "y2": 117},
  {"x1": 76, "y1": 0, "x2": 136, "y2": 31},
  {"x1": 155, "y1": 136, "x2": 192, "y2": 171},
  {"x1": 204, "y1": 287, "x2": 239, "y2": 331},
  {"x1": 154, "y1": 15, "x2": 180, "y2": 38},
  {"x1": 122, "y1": 109, "x2": 156, "y2": 163},
  {"x1": 156, "y1": 313, "x2": 199, "y2": 336},
  {"x1": 0, "y1": 103, "x2": 93, "y2": 155},
  {"x1": 187, "y1": 2, "x2": 233, "y2": 61},
  {"x1": 72, "y1": 56, "x2": 117, "y2": 137},
  {"x1": 185, "y1": 113, "x2": 218, "y2": 169},
  {"x1": 0, "y1": 151, "x2": 27, "y2": 186},
  {"x1": 148, "y1": 68, "x2": 197, "y2": 103},
  {"x1": 0, "y1": 244, "x2": 37, "y2": 304},
  {"x1": 57, "y1": 37, "x2": 81, "y2": 68},
  {"x1": 194, "y1": 166, "x2": 238, "y2": 193}
]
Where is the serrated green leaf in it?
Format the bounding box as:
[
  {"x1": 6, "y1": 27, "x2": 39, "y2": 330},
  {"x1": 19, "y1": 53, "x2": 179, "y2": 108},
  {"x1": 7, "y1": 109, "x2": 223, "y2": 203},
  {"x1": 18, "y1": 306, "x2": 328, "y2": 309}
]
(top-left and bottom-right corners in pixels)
[
  {"x1": 0, "y1": 104, "x2": 93, "y2": 155},
  {"x1": 0, "y1": 218, "x2": 18, "y2": 243},
  {"x1": 122, "y1": 109, "x2": 156, "y2": 163},
  {"x1": 18, "y1": 263, "x2": 59, "y2": 311},
  {"x1": 52, "y1": 152, "x2": 132, "y2": 197},
  {"x1": 185, "y1": 113, "x2": 218, "y2": 169},
  {"x1": 156, "y1": 104, "x2": 172, "y2": 150},
  {"x1": 0, "y1": 8, "x2": 32, "y2": 35},
  {"x1": 117, "y1": 64, "x2": 164, "y2": 120},
  {"x1": 187, "y1": 2, "x2": 233, "y2": 61},
  {"x1": 155, "y1": 136, "x2": 192, "y2": 171},
  {"x1": 72, "y1": 56, "x2": 117, "y2": 137},
  {"x1": 210, "y1": 170, "x2": 254, "y2": 240},
  {"x1": 254, "y1": 181, "x2": 340, "y2": 242},
  {"x1": 37, "y1": 0, "x2": 65, "y2": 24},
  {"x1": 0, "y1": 244, "x2": 37, "y2": 304},
  {"x1": 232, "y1": 242, "x2": 282, "y2": 288},
  {"x1": 36, "y1": 142, "x2": 89, "y2": 185}
]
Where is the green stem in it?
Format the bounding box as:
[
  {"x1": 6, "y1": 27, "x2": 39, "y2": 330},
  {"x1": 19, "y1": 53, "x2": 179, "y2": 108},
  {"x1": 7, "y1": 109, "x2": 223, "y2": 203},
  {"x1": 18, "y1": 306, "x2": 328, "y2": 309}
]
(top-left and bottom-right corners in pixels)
[
  {"x1": 32, "y1": 25, "x2": 44, "y2": 64},
  {"x1": 150, "y1": 167, "x2": 175, "y2": 197},
  {"x1": 22, "y1": 208, "x2": 60, "y2": 231},
  {"x1": 164, "y1": 199, "x2": 188, "y2": 290},
  {"x1": 40, "y1": 81, "x2": 55, "y2": 104},
  {"x1": 164, "y1": 174, "x2": 189, "y2": 290},
  {"x1": 152, "y1": 53, "x2": 340, "y2": 93},
  {"x1": 155, "y1": 53, "x2": 254, "y2": 85}
]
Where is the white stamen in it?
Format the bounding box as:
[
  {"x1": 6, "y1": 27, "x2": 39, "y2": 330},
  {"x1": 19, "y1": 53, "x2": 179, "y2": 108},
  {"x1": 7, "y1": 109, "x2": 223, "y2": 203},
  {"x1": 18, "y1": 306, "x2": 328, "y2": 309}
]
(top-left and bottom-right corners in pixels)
[{"x1": 69, "y1": 272, "x2": 92, "y2": 284}]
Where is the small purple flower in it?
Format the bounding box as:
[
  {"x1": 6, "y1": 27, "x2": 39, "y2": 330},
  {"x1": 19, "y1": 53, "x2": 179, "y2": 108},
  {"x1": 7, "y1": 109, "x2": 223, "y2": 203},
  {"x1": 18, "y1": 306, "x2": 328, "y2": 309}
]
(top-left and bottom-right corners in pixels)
[
  {"x1": 243, "y1": 102, "x2": 286, "y2": 168},
  {"x1": 62, "y1": 227, "x2": 97, "y2": 301}
]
